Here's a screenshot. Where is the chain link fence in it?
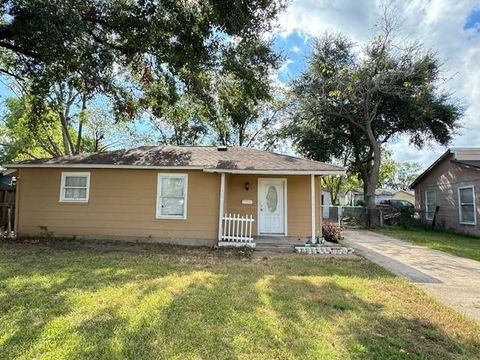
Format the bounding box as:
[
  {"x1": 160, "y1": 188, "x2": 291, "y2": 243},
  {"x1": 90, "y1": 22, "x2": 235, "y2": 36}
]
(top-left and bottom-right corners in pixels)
[
  {"x1": 322, "y1": 206, "x2": 367, "y2": 227},
  {"x1": 322, "y1": 205, "x2": 420, "y2": 228}
]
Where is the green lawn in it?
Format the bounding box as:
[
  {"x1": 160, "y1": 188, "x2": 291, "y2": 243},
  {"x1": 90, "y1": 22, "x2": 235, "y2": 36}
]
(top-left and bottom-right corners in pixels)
[
  {"x1": 1, "y1": 241, "x2": 479, "y2": 360},
  {"x1": 374, "y1": 227, "x2": 480, "y2": 262}
]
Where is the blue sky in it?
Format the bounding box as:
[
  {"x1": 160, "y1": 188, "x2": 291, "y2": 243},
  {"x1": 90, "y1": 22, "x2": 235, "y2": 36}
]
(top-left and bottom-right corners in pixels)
[
  {"x1": 1, "y1": 1, "x2": 480, "y2": 169},
  {"x1": 272, "y1": 31, "x2": 313, "y2": 83},
  {"x1": 464, "y1": 6, "x2": 480, "y2": 29}
]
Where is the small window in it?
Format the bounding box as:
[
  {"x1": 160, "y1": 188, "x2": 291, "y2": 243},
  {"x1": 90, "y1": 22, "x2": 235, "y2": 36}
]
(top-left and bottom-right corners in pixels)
[
  {"x1": 156, "y1": 174, "x2": 188, "y2": 219},
  {"x1": 60, "y1": 172, "x2": 90, "y2": 202},
  {"x1": 425, "y1": 190, "x2": 436, "y2": 220},
  {"x1": 458, "y1": 186, "x2": 477, "y2": 225}
]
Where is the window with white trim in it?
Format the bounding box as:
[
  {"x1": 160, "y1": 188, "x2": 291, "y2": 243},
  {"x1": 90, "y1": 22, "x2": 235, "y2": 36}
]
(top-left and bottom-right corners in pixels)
[
  {"x1": 425, "y1": 190, "x2": 436, "y2": 221},
  {"x1": 458, "y1": 186, "x2": 476, "y2": 225},
  {"x1": 156, "y1": 174, "x2": 188, "y2": 219},
  {"x1": 60, "y1": 172, "x2": 90, "y2": 202}
]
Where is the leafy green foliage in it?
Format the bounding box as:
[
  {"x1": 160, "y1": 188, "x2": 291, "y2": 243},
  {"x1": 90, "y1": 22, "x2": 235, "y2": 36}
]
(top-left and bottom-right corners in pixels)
[
  {"x1": 399, "y1": 207, "x2": 415, "y2": 228},
  {"x1": 140, "y1": 37, "x2": 282, "y2": 147},
  {"x1": 0, "y1": 0, "x2": 286, "y2": 129},
  {"x1": 0, "y1": 95, "x2": 139, "y2": 162},
  {"x1": 0, "y1": 97, "x2": 64, "y2": 162},
  {"x1": 322, "y1": 147, "x2": 420, "y2": 205},
  {"x1": 284, "y1": 12, "x2": 462, "y2": 220}
]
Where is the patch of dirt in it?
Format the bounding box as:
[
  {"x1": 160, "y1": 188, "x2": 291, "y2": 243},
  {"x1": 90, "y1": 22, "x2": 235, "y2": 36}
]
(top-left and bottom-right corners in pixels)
[{"x1": 3, "y1": 237, "x2": 258, "y2": 260}]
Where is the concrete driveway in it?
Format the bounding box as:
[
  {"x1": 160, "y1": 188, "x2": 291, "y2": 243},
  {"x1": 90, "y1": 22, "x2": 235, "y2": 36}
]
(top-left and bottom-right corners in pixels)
[{"x1": 343, "y1": 229, "x2": 480, "y2": 323}]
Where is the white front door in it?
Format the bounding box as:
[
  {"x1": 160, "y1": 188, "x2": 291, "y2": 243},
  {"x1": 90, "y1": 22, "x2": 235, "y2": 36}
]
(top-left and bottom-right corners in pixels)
[{"x1": 259, "y1": 179, "x2": 285, "y2": 234}]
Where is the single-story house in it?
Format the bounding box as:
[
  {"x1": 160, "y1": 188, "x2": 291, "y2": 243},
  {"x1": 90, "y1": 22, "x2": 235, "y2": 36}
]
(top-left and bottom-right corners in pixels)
[
  {"x1": 5, "y1": 146, "x2": 345, "y2": 247},
  {"x1": 392, "y1": 190, "x2": 415, "y2": 204},
  {"x1": 410, "y1": 148, "x2": 480, "y2": 237}
]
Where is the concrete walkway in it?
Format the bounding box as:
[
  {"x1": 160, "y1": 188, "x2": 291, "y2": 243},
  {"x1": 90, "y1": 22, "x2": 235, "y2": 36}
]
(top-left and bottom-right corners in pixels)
[{"x1": 343, "y1": 229, "x2": 480, "y2": 323}]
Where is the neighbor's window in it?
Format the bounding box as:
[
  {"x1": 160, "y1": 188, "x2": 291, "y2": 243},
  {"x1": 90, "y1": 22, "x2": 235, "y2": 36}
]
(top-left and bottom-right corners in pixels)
[
  {"x1": 425, "y1": 190, "x2": 436, "y2": 220},
  {"x1": 156, "y1": 174, "x2": 188, "y2": 219},
  {"x1": 458, "y1": 186, "x2": 476, "y2": 225},
  {"x1": 60, "y1": 172, "x2": 90, "y2": 202}
]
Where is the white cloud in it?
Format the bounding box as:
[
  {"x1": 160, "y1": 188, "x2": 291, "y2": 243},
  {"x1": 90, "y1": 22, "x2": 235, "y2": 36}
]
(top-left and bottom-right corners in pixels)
[
  {"x1": 278, "y1": 58, "x2": 294, "y2": 73},
  {"x1": 291, "y1": 45, "x2": 301, "y2": 53},
  {"x1": 388, "y1": 137, "x2": 447, "y2": 167},
  {"x1": 277, "y1": 0, "x2": 480, "y2": 168}
]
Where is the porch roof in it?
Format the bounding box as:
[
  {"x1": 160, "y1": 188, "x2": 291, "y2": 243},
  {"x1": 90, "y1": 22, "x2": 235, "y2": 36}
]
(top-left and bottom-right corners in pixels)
[{"x1": 5, "y1": 146, "x2": 345, "y2": 175}]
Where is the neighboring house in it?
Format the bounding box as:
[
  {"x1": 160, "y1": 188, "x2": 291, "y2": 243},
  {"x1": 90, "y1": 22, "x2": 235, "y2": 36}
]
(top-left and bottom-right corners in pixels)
[
  {"x1": 410, "y1": 148, "x2": 480, "y2": 237},
  {"x1": 5, "y1": 146, "x2": 345, "y2": 247},
  {"x1": 392, "y1": 190, "x2": 415, "y2": 204}
]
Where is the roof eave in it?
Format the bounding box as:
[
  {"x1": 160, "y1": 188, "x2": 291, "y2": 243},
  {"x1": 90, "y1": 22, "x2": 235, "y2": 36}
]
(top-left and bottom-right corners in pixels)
[
  {"x1": 4, "y1": 163, "x2": 346, "y2": 175},
  {"x1": 203, "y1": 169, "x2": 346, "y2": 175},
  {"x1": 3, "y1": 164, "x2": 204, "y2": 170}
]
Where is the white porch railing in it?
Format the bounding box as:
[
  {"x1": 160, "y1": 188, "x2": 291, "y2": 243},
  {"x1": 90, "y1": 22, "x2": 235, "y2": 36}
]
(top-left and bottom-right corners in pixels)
[{"x1": 218, "y1": 213, "x2": 255, "y2": 247}]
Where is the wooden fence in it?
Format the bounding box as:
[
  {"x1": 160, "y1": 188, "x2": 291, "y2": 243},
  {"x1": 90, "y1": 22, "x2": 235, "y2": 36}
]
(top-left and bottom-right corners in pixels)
[{"x1": 0, "y1": 183, "x2": 15, "y2": 235}]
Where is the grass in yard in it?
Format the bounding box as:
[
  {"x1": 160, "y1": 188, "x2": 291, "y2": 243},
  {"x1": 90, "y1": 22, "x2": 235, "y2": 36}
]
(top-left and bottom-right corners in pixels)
[
  {"x1": 0, "y1": 241, "x2": 479, "y2": 360},
  {"x1": 374, "y1": 227, "x2": 480, "y2": 262}
]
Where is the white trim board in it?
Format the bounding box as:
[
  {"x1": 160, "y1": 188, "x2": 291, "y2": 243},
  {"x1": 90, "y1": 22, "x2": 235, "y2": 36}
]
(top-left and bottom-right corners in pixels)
[
  {"x1": 204, "y1": 169, "x2": 345, "y2": 175},
  {"x1": 5, "y1": 163, "x2": 346, "y2": 176},
  {"x1": 156, "y1": 173, "x2": 188, "y2": 220},
  {"x1": 5, "y1": 163, "x2": 204, "y2": 170},
  {"x1": 458, "y1": 185, "x2": 477, "y2": 225},
  {"x1": 59, "y1": 171, "x2": 91, "y2": 203}
]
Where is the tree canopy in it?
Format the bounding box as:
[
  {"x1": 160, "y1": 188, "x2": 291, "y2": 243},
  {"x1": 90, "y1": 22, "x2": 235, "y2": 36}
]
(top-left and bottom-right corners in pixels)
[
  {"x1": 284, "y1": 13, "x2": 462, "y2": 222},
  {"x1": 0, "y1": 0, "x2": 286, "y2": 155},
  {"x1": 0, "y1": 0, "x2": 286, "y2": 117}
]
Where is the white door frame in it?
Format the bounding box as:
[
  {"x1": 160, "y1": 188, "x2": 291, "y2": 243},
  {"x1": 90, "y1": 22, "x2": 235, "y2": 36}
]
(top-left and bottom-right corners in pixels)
[{"x1": 257, "y1": 178, "x2": 288, "y2": 236}]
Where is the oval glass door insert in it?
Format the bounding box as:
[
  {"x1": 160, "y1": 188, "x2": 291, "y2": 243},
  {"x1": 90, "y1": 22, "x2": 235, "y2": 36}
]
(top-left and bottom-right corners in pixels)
[{"x1": 266, "y1": 186, "x2": 278, "y2": 212}]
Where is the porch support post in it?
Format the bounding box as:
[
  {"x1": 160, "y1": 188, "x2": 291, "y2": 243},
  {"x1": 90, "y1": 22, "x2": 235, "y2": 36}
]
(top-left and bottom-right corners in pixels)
[
  {"x1": 218, "y1": 173, "x2": 226, "y2": 241},
  {"x1": 311, "y1": 174, "x2": 316, "y2": 243}
]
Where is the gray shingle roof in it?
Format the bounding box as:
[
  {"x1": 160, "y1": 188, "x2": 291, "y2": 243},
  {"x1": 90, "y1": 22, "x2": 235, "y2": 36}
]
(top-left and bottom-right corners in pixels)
[{"x1": 8, "y1": 146, "x2": 345, "y2": 173}]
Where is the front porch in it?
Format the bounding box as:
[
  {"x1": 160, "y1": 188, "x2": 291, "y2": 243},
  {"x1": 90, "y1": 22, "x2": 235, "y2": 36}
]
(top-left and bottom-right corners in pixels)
[{"x1": 215, "y1": 172, "x2": 323, "y2": 248}]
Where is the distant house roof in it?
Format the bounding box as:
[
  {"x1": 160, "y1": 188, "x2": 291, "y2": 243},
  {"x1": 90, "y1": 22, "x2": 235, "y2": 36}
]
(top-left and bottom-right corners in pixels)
[
  {"x1": 4, "y1": 146, "x2": 345, "y2": 175},
  {"x1": 351, "y1": 188, "x2": 395, "y2": 196},
  {"x1": 410, "y1": 148, "x2": 480, "y2": 188},
  {"x1": 394, "y1": 189, "x2": 414, "y2": 196}
]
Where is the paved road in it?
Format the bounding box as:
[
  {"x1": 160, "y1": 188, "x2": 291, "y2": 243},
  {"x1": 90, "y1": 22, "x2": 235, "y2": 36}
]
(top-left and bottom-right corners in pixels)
[{"x1": 343, "y1": 229, "x2": 480, "y2": 323}]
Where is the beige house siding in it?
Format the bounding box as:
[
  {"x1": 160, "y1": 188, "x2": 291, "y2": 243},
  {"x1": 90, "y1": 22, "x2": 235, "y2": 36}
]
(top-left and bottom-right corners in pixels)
[
  {"x1": 16, "y1": 168, "x2": 220, "y2": 245},
  {"x1": 413, "y1": 154, "x2": 480, "y2": 237},
  {"x1": 16, "y1": 168, "x2": 322, "y2": 244}
]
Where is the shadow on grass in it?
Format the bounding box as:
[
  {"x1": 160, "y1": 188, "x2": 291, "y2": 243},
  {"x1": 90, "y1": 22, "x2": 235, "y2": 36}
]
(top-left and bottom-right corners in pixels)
[{"x1": 0, "y1": 243, "x2": 479, "y2": 359}]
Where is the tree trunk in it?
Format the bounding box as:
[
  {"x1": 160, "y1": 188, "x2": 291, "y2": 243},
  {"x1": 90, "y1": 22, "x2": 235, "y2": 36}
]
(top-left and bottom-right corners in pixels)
[
  {"x1": 58, "y1": 111, "x2": 74, "y2": 155},
  {"x1": 75, "y1": 95, "x2": 87, "y2": 154},
  {"x1": 364, "y1": 124, "x2": 382, "y2": 226}
]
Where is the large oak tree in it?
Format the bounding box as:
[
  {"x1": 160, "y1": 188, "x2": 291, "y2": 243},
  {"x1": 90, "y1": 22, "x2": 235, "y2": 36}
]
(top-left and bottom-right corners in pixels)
[{"x1": 285, "y1": 15, "x2": 462, "y2": 223}]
